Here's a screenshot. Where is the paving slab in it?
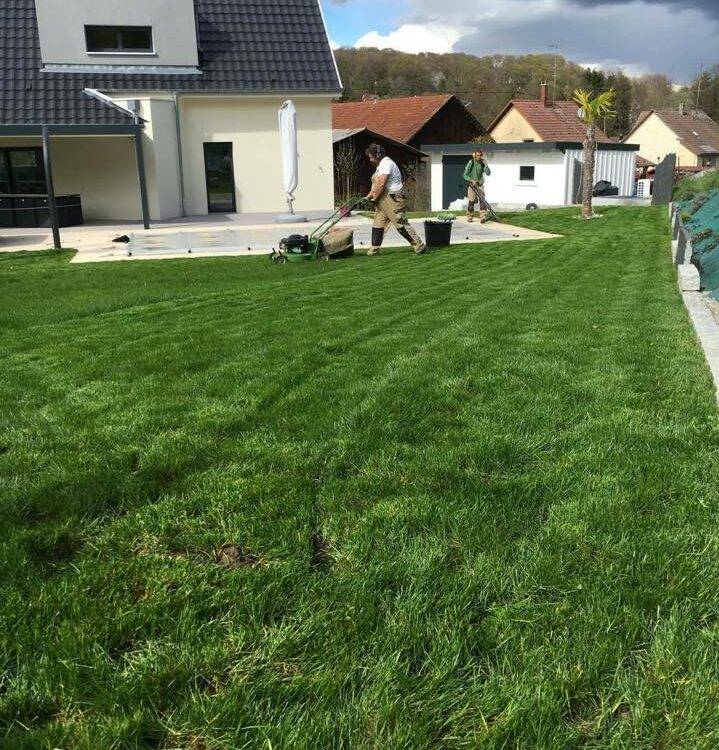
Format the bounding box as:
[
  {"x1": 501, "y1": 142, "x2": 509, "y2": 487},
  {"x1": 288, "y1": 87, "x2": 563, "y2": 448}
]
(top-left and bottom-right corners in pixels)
[{"x1": 69, "y1": 217, "x2": 559, "y2": 263}]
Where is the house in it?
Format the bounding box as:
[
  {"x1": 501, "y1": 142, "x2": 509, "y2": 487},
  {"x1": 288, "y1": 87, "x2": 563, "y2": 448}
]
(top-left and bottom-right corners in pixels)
[
  {"x1": 0, "y1": 0, "x2": 341, "y2": 229},
  {"x1": 331, "y1": 94, "x2": 486, "y2": 151},
  {"x1": 424, "y1": 141, "x2": 639, "y2": 211},
  {"x1": 623, "y1": 107, "x2": 719, "y2": 169},
  {"x1": 332, "y1": 128, "x2": 426, "y2": 203},
  {"x1": 489, "y1": 83, "x2": 614, "y2": 144},
  {"x1": 330, "y1": 94, "x2": 484, "y2": 208}
]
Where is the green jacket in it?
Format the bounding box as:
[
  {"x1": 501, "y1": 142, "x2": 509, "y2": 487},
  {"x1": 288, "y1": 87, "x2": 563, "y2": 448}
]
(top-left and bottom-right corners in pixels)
[{"x1": 463, "y1": 158, "x2": 490, "y2": 185}]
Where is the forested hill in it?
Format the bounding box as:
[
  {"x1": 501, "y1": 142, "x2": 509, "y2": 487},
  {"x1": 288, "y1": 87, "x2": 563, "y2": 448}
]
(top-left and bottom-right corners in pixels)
[{"x1": 334, "y1": 47, "x2": 694, "y2": 139}]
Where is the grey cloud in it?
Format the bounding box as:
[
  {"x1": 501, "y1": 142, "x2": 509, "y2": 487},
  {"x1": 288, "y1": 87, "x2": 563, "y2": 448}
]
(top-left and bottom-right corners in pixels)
[
  {"x1": 567, "y1": 0, "x2": 719, "y2": 19},
  {"x1": 432, "y1": 0, "x2": 718, "y2": 80}
]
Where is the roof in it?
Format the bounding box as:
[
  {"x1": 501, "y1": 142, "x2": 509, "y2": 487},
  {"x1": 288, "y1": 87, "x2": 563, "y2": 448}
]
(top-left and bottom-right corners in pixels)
[
  {"x1": 332, "y1": 95, "x2": 462, "y2": 144},
  {"x1": 1, "y1": 0, "x2": 341, "y2": 126},
  {"x1": 421, "y1": 141, "x2": 638, "y2": 154},
  {"x1": 489, "y1": 99, "x2": 614, "y2": 143},
  {"x1": 636, "y1": 155, "x2": 655, "y2": 168},
  {"x1": 626, "y1": 109, "x2": 719, "y2": 156},
  {"x1": 332, "y1": 128, "x2": 426, "y2": 157}
]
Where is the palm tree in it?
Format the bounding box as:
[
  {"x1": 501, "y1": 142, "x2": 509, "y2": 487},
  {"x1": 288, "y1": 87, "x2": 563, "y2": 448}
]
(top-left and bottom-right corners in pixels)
[{"x1": 573, "y1": 89, "x2": 616, "y2": 219}]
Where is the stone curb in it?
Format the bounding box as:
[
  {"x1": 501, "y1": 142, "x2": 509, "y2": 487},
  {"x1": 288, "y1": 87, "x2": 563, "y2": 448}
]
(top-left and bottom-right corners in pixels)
[
  {"x1": 670, "y1": 203, "x2": 719, "y2": 403},
  {"x1": 682, "y1": 292, "x2": 719, "y2": 404}
]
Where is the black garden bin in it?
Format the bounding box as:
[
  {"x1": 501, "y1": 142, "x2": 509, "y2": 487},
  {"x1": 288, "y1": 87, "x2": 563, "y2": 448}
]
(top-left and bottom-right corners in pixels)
[{"x1": 424, "y1": 219, "x2": 453, "y2": 248}]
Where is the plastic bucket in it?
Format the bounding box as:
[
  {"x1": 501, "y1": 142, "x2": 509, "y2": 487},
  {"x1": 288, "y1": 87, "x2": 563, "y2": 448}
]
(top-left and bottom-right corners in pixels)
[{"x1": 424, "y1": 220, "x2": 452, "y2": 247}]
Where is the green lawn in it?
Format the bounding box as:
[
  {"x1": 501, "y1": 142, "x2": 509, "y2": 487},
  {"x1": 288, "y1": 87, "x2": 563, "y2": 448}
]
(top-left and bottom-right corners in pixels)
[{"x1": 2, "y1": 207, "x2": 719, "y2": 749}]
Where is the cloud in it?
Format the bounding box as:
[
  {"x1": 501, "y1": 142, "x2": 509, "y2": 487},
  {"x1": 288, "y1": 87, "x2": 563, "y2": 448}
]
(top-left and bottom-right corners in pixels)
[
  {"x1": 568, "y1": 0, "x2": 719, "y2": 19},
  {"x1": 355, "y1": 24, "x2": 463, "y2": 54},
  {"x1": 453, "y1": 0, "x2": 717, "y2": 81},
  {"x1": 579, "y1": 60, "x2": 653, "y2": 78}
]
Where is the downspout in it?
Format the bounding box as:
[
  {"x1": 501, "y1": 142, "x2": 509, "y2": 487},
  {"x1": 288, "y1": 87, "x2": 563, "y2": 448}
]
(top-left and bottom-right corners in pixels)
[{"x1": 173, "y1": 93, "x2": 186, "y2": 217}]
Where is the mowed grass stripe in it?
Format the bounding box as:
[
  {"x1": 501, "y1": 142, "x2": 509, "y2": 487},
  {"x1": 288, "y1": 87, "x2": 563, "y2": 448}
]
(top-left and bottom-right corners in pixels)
[{"x1": 2, "y1": 208, "x2": 719, "y2": 749}]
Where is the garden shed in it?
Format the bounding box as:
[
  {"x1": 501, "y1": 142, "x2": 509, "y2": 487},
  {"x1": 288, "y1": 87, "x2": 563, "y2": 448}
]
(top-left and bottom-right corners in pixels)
[{"x1": 423, "y1": 141, "x2": 640, "y2": 211}]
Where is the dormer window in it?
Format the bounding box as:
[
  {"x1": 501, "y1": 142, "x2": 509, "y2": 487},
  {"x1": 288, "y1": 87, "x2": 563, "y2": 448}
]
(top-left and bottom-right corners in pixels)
[{"x1": 85, "y1": 25, "x2": 154, "y2": 54}]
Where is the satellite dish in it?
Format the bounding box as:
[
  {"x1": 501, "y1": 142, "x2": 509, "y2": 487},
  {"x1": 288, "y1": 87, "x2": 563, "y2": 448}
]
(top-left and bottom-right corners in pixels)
[{"x1": 577, "y1": 107, "x2": 585, "y2": 120}]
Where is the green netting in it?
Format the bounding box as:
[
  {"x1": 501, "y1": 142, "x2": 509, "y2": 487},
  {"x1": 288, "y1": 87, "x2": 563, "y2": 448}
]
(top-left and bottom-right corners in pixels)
[{"x1": 677, "y1": 189, "x2": 719, "y2": 298}]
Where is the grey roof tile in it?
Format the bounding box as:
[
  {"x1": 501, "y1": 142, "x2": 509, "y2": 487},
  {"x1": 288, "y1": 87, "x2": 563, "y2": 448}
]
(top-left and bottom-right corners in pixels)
[{"x1": 1, "y1": 0, "x2": 341, "y2": 125}]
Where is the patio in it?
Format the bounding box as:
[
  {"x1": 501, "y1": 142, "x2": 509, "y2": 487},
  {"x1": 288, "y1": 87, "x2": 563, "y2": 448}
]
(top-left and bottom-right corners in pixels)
[{"x1": 0, "y1": 211, "x2": 559, "y2": 262}]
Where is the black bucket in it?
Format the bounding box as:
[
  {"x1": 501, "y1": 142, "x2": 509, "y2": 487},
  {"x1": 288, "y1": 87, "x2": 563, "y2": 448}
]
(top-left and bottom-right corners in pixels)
[{"x1": 424, "y1": 220, "x2": 452, "y2": 248}]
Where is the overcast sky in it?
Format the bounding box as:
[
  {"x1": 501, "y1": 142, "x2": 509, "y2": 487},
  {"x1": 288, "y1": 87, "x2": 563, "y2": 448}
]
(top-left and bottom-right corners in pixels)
[{"x1": 322, "y1": 0, "x2": 718, "y2": 82}]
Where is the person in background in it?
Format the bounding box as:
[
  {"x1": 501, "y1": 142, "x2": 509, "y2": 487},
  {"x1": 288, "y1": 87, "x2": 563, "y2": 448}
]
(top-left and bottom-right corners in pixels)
[
  {"x1": 463, "y1": 149, "x2": 491, "y2": 223},
  {"x1": 364, "y1": 144, "x2": 426, "y2": 256}
]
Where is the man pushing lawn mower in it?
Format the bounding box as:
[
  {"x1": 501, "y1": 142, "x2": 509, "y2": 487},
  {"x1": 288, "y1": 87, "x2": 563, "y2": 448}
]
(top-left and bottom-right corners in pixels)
[
  {"x1": 364, "y1": 144, "x2": 426, "y2": 257},
  {"x1": 464, "y1": 149, "x2": 491, "y2": 223}
]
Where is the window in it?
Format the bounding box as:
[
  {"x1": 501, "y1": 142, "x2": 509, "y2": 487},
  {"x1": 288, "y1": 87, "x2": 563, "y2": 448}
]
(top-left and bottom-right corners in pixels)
[
  {"x1": 0, "y1": 148, "x2": 45, "y2": 194},
  {"x1": 85, "y1": 25, "x2": 153, "y2": 53},
  {"x1": 519, "y1": 166, "x2": 535, "y2": 182}
]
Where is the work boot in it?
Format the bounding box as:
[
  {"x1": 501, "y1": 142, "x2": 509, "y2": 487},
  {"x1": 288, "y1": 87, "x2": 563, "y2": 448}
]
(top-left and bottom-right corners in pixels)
[
  {"x1": 366, "y1": 247, "x2": 381, "y2": 256},
  {"x1": 414, "y1": 243, "x2": 427, "y2": 255},
  {"x1": 466, "y1": 212, "x2": 474, "y2": 223},
  {"x1": 479, "y1": 212, "x2": 489, "y2": 224}
]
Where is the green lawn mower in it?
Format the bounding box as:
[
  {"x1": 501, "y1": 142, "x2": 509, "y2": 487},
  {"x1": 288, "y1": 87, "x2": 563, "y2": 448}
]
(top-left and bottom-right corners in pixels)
[{"x1": 270, "y1": 197, "x2": 362, "y2": 264}]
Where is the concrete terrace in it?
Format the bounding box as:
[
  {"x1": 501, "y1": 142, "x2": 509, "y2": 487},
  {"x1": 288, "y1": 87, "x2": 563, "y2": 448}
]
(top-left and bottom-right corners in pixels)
[{"x1": 0, "y1": 212, "x2": 559, "y2": 262}]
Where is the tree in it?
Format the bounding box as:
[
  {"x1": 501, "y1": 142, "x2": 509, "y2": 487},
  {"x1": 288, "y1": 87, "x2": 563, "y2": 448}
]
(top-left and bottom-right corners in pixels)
[
  {"x1": 581, "y1": 68, "x2": 606, "y2": 95},
  {"x1": 605, "y1": 71, "x2": 632, "y2": 138},
  {"x1": 574, "y1": 88, "x2": 616, "y2": 219}
]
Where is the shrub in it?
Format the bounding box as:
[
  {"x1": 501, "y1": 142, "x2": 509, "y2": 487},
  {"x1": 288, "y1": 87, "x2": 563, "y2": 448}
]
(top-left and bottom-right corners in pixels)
[{"x1": 673, "y1": 170, "x2": 719, "y2": 201}]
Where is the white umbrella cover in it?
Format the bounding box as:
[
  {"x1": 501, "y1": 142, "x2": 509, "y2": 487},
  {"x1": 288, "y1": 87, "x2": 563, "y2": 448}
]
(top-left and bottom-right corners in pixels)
[{"x1": 278, "y1": 100, "x2": 299, "y2": 214}]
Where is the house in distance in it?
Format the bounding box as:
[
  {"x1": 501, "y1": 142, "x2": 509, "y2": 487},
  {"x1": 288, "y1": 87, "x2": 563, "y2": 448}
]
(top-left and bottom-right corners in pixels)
[{"x1": 623, "y1": 106, "x2": 719, "y2": 170}]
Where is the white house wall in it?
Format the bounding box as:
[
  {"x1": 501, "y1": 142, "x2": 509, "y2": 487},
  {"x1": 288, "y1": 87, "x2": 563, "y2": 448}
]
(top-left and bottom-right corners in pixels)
[
  {"x1": 34, "y1": 0, "x2": 199, "y2": 68},
  {"x1": 137, "y1": 98, "x2": 183, "y2": 220},
  {"x1": 431, "y1": 149, "x2": 568, "y2": 211},
  {"x1": 483, "y1": 150, "x2": 567, "y2": 209},
  {"x1": 178, "y1": 95, "x2": 335, "y2": 216}
]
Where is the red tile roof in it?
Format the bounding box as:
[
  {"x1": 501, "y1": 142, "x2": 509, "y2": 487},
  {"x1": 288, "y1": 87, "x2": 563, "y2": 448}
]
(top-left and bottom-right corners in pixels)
[
  {"x1": 627, "y1": 109, "x2": 719, "y2": 156},
  {"x1": 490, "y1": 99, "x2": 614, "y2": 143},
  {"x1": 332, "y1": 94, "x2": 456, "y2": 144}
]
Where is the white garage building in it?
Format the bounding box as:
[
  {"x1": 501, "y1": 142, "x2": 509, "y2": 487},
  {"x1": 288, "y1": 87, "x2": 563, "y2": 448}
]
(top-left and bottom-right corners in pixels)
[{"x1": 424, "y1": 142, "x2": 640, "y2": 211}]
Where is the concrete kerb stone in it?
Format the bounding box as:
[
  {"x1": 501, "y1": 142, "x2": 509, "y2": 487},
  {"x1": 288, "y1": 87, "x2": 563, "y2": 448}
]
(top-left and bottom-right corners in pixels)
[
  {"x1": 675, "y1": 226, "x2": 693, "y2": 266},
  {"x1": 678, "y1": 264, "x2": 701, "y2": 291},
  {"x1": 682, "y1": 291, "x2": 719, "y2": 404}
]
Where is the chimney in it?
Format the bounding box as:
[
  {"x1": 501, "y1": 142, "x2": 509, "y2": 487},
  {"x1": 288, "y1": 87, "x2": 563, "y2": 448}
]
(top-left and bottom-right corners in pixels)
[{"x1": 539, "y1": 82, "x2": 549, "y2": 107}]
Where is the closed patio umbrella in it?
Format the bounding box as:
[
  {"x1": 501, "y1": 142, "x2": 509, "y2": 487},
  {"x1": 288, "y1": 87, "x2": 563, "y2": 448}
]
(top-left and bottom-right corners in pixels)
[{"x1": 277, "y1": 100, "x2": 306, "y2": 223}]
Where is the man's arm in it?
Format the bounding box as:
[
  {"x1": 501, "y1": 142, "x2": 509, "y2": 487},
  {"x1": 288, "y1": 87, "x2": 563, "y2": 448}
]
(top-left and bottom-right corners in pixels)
[
  {"x1": 483, "y1": 161, "x2": 491, "y2": 177},
  {"x1": 366, "y1": 173, "x2": 388, "y2": 201},
  {"x1": 463, "y1": 160, "x2": 473, "y2": 181}
]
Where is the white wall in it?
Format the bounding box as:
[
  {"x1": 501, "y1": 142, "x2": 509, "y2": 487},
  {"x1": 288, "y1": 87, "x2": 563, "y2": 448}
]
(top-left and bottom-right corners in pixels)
[
  {"x1": 431, "y1": 149, "x2": 567, "y2": 211},
  {"x1": 483, "y1": 151, "x2": 567, "y2": 208},
  {"x1": 430, "y1": 152, "x2": 444, "y2": 211},
  {"x1": 179, "y1": 95, "x2": 335, "y2": 215},
  {"x1": 137, "y1": 99, "x2": 183, "y2": 220},
  {"x1": 34, "y1": 0, "x2": 198, "y2": 67}
]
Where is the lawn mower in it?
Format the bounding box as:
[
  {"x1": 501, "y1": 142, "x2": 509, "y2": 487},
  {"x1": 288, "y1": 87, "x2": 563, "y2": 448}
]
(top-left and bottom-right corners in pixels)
[{"x1": 270, "y1": 196, "x2": 363, "y2": 264}]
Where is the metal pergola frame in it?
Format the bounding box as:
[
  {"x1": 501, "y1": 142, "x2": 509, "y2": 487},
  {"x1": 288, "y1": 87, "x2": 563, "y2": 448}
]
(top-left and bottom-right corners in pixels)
[{"x1": 0, "y1": 121, "x2": 150, "y2": 249}]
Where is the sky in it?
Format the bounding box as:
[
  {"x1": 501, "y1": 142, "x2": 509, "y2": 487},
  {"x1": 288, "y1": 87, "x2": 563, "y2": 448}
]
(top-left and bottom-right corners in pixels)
[{"x1": 321, "y1": 0, "x2": 719, "y2": 83}]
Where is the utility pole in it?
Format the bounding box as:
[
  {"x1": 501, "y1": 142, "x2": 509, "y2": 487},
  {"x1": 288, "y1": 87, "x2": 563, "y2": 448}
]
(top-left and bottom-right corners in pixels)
[
  {"x1": 548, "y1": 44, "x2": 560, "y2": 103},
  {"x1": 695, "y1": 63, "x2": 704, "y2": 114}
]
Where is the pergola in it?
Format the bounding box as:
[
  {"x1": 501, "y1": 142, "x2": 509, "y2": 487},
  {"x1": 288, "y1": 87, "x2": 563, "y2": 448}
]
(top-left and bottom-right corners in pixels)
[{"x1": 0, "y1": 119, "x2": 150, "y2": 249}]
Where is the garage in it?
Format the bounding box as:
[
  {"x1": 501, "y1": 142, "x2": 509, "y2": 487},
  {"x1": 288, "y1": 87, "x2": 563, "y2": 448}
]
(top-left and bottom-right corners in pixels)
[{"x1": 424, "y1": 141, "x2": 639, "y2": 211}]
